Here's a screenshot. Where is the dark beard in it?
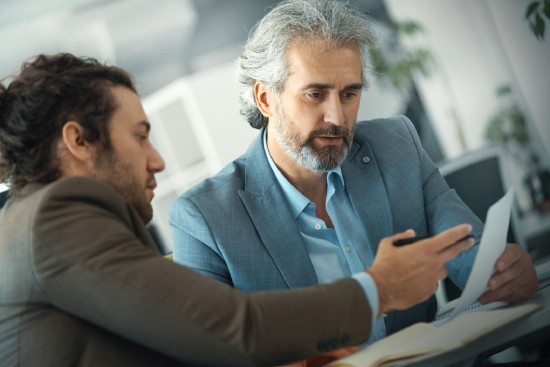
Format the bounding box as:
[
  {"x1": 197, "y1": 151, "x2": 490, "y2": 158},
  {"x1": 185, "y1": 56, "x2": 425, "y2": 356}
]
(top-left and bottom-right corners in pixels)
[{"x1": 93, "y1": 149, "x2": 153, "y2": 223}]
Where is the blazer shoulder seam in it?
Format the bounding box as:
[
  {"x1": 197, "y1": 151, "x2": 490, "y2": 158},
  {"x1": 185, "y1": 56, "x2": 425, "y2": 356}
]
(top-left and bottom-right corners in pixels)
[
  {"x1": 184, "y1": 173, "x2": 245, "y2": 199},
  {"x1": 398, "y1": 116, "x2": 439, "y2": 190},
  {"x1": 399, "y1": 115, "x2": 422, "y2": 163}
]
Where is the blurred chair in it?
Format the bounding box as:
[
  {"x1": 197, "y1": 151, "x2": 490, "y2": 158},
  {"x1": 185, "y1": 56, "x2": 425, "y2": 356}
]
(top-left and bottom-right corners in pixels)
[
  {"x1": 0, "y1": 190, "x2": 9, "y2": 210},
  {"x1": 435, "y1": 146, "x2": 526, "y2": 304},
  {"x1": 146, "y1": 222, "x2": 170, "y2": 256}
]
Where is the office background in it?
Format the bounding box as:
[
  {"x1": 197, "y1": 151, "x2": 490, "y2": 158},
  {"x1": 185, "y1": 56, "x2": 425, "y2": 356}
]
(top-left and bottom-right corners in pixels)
[{"x1": 1, "y1": 0, "x2": 549, "y2": 258}]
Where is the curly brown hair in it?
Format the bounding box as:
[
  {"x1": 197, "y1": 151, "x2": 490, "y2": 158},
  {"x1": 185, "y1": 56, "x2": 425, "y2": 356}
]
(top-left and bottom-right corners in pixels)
[{"x1": 0, "y1": 53, "x2": 136, "y2": 193}]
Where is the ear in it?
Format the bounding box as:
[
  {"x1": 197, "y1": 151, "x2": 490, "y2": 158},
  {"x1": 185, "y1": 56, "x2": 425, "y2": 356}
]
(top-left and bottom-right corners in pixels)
[
  {"x1": 254, "y1": 81, "x2": 276, "y2": 119},
  {"x1": 61, "y1": 121, "x2": 95, "y2": 164}
]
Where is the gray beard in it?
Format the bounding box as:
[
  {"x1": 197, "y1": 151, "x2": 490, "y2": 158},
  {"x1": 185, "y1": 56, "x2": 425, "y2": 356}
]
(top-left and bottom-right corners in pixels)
[{"x1": 272, "y1": 105, "x2": 353, "y2": 173}]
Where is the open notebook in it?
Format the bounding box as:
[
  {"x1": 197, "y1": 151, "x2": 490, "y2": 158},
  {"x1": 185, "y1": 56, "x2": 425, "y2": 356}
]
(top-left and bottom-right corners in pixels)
[
  {"x1": 326, "y1": 187, "x2": 544, "y2": 367},
  {"x1": 326, "y1": 304, "x2": 540, "y2": 367}
]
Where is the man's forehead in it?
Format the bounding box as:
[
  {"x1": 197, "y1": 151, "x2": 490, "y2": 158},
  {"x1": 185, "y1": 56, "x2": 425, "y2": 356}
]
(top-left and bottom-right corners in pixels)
[
  {"x1": 286, "y1": 38, "x2": 362, "y2": 86},
  {"x1": 110, "y1": 86, "x2": 149, "y2": 128}
]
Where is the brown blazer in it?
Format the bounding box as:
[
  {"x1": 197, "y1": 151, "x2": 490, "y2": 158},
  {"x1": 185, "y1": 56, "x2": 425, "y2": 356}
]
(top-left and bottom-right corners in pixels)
[{"x1": 0, "y1": 176, "x2": 372, "y2": 367}]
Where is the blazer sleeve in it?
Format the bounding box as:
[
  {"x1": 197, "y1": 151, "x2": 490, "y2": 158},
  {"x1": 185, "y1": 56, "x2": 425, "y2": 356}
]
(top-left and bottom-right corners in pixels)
[
  {"x1": 400, "y1": 116, "x2": 484, "y2": 289},
  {"x1": 30, "y1": 177, "x2": 372, "y2": 367},
  {"x1": 169, "y1": 195, "x2": 233, "y2": 286}
]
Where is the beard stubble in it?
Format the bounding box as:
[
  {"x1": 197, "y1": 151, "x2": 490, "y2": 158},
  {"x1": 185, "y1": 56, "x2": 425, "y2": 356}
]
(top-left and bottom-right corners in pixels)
[{"x1": 92, "y1": 148, "x2": 154, "y2": 224}]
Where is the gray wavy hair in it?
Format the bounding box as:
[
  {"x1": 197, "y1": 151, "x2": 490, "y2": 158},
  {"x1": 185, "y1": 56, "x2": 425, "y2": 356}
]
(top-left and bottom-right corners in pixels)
[{"x1": 236, "y1": 0, "x2": 377, "y2": 129}]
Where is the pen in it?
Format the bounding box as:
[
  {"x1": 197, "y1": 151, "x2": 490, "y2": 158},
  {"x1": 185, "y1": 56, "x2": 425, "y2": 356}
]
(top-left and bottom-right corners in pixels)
[{"x1": 393, "y1": 234, "x2": 474, "y2": 247}]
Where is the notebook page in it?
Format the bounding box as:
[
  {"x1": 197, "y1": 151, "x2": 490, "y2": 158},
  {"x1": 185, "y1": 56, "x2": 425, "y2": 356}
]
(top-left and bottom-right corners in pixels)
[
  {"x1": 431, "y1": 301, "x2": 505, "y2": 327},
  {"x1": 394, "y1": 304, "x2": 539, "y2": 357},
  {"x1": 436, "y1": 298, "x2": 459, "y2": 317},
  {"x1": 326, "y1": 323, "x2": 435, "y2": 367}
]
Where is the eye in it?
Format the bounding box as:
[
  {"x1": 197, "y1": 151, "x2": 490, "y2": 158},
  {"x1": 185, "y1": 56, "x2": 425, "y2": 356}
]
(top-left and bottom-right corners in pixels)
[
  {"x1": 308, "y1": 92, "x2": 322, "y2": 98},
  {"x1": 343, "y1": 92, "x2": 357, "y2": 99},
  {"x1": 137, "y1": 134, "x2": 147, "y2": 142}
]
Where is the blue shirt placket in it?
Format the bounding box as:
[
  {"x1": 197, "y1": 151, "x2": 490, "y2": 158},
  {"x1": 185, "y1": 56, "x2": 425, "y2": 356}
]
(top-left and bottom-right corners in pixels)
[{"x1": 262, "y1": 131, "x2": 386, "y2": 346}]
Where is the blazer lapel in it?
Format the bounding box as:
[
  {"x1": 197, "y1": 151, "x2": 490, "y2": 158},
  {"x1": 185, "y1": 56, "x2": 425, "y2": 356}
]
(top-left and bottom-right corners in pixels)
[
  {"x1": 341, "y1": 140, "x2": 394, "y2": 258},
  {"x1": 342, "y1": 139, "x2": 397, "y2": 331},
  {"x1": 238, "y1": 131, "x2": 318, "y2": 289}
]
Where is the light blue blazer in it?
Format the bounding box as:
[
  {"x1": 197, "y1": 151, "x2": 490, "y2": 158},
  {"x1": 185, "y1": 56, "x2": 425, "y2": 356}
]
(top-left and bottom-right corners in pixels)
[{"x1": 170, "y1": 116, "x2": 483, "y2": 334}]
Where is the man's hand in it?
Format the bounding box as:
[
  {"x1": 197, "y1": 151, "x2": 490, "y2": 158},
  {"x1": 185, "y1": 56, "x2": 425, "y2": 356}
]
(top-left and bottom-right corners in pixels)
[
  {"x1": 478, "y1": 243, "x2": 538, "y2": 305},
  {"x1": 279, "y1": 347, "x2": 358, "y2": 367},
  {"x1": 366, "y1": 224, "x2": 474, "y2": 317}
]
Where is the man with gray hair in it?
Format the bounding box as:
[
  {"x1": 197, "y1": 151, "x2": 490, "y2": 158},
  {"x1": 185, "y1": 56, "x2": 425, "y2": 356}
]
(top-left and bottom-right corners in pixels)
[{"x1": 170, "y1": 0, "x2": 537, "y2": 350}]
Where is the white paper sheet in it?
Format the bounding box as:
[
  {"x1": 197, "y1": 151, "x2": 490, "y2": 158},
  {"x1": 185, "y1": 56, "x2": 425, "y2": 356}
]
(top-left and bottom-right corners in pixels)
[{"x1": 448, "y1": 187, "x2": 514, "y2": 320}]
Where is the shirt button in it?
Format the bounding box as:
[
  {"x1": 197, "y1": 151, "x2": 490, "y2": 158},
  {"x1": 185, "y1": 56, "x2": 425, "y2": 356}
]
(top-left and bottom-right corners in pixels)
[
  {"x1": 345, "y1": 246, "x2": 351, "y2": 252},
  {"x1": 308, "y1": 204, "x2": 314, "y2": 209},
  {"x1": 379, "y1": 331, "x2": 385, "y2": 337},
  {"x1": 315, "y1": 224, "x2": 321, "y2": 230}
]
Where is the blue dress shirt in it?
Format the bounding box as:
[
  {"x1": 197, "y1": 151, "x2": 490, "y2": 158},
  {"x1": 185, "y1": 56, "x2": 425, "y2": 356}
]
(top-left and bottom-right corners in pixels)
[{"x1": 263, "y1": 132, "x2": 387, "y2": 345}]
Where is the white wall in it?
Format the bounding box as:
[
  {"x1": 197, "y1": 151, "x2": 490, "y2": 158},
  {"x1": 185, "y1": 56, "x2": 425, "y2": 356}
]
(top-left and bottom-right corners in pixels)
[
  {"x1": 487, "y1": 0, "x2": 550, "y2": 163},
  {"x1": 185, "y1": 63, "x2": 261, "y2": 168},
  {"x1": 143, "y1": 62, "x2": 260, "y2": 251},
  {"x1": 0, "y1": 0, "x2": 197, "y2": 96},
  {"x1": 383, "y1": 0, "x2": 549, "y2": 162},
  {"x1": 357, "y1": 20, "x2": 411, "y2": 122}
]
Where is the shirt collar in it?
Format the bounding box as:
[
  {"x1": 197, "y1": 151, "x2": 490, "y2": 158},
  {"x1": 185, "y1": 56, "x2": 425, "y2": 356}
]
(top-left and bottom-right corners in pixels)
[
  {"x1": 328, "y1": 167, "x2": 345, "y2": 191},
  {"x1": 262, "y1": 130, "x2": 345, "y2": 218}
]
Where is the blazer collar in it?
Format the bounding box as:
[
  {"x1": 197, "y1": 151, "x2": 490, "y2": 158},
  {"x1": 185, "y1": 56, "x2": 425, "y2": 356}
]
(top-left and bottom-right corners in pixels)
[
  {"x1": 242, "y1": 129, "x2": 278, "y2": 197},
  {"x1": 341, "y1": 138, "x2": 394, "y2": 257},
  {"x1": 19, "y1": 182, "x2": 47, "y2": 196},
  {"x1": 239, "y1": 128, "x2": 318, "y2": 289}
]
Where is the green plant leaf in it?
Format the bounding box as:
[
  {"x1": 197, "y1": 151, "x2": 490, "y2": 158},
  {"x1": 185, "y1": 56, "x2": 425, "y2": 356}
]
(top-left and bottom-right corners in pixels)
[
  {"x1": 399, "y1": 21, "x2": 423, "y2": 35},
  {"x1": 497, "y1": 85, "x2": 511, "y2": 97},
  {"x1": 544, "y1": 0, "x2": 550, "y2": 18},
  {"x1": 371, "y1": 20, "x2": 435, "y2": 90},
  {"x1": 530, "y1": 19, "x2": 537, "y2": 33},
  {"x1": 526, "y1": 1, "x2": 539, "y2": 18},
  {"x1": 510, "y1": 106, "x2": 529, "y2": 145},
  {"x1": 486, "y1": 114, "x2": 508, "y2": 144},
  {"x1": 535, "y1": 13, "x2": 546, "y2": 39}
]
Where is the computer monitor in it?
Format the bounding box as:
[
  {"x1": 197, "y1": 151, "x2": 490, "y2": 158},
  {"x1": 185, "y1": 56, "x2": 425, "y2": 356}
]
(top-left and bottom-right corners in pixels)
[
  {"x1": 437, "y1": 147, "x2": 525, "y2": 302},
  {"x1": 438, "y1": 146, "x2": 524, "y2": 248}
]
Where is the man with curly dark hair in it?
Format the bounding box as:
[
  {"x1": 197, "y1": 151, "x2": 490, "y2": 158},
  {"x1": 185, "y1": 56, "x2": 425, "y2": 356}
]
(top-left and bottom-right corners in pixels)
[
  {"x1": 0, "y1": 54, "x2": 134, "y2": 192},
  {"x1": 0, "y1": 53, "x2": 474, "y2": 367}
]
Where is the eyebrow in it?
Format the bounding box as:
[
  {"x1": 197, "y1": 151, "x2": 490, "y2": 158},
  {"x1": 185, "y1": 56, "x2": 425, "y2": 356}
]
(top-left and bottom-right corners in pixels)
[{"x1": 302, "y1": 83, "x2": 363, "y2": 91}]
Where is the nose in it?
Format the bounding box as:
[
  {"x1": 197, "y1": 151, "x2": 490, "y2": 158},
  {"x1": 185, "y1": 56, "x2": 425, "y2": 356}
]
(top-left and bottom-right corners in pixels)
[
  {"x1": 324, "y1": 94, "x2": 346, "y2": 127},
  {"x1": 148, "y1": 145, "x2": 166, "y2": 174}
]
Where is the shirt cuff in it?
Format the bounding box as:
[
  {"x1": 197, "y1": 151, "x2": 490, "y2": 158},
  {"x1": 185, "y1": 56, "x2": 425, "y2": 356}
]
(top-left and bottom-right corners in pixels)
[{"x1": 352, "y1": 272, "x2": 379, "y2": 325}]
